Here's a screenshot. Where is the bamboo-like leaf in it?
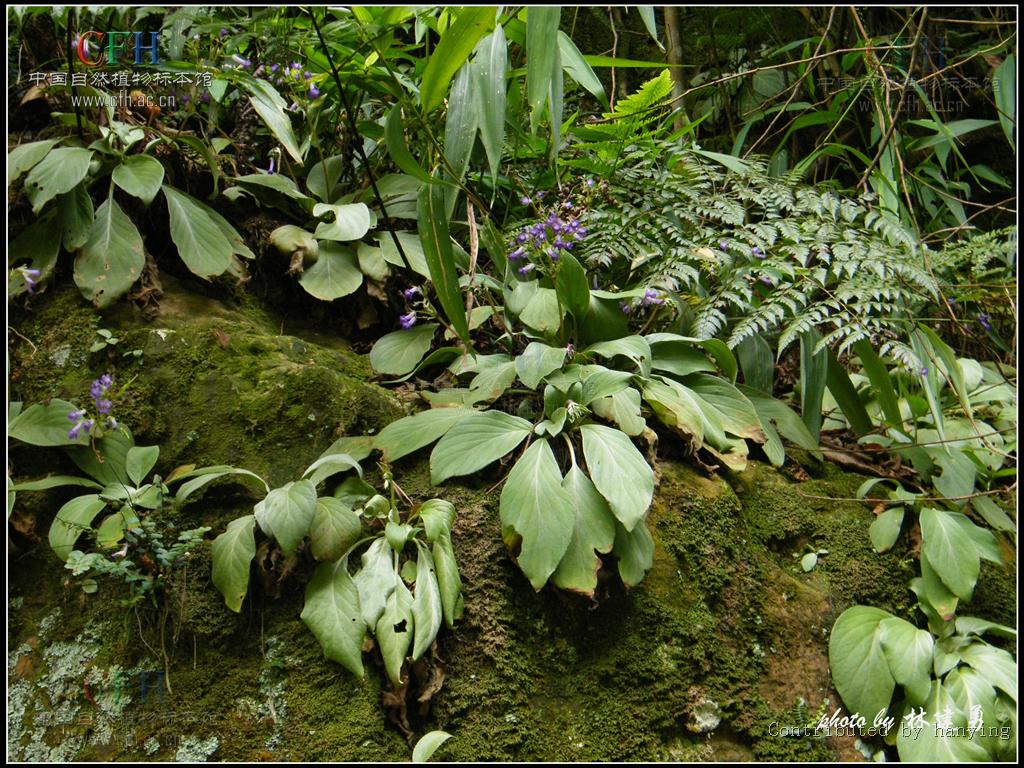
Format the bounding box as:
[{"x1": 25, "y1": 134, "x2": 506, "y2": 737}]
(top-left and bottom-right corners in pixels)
[
  {"x1": 474, "y1": 27, "x2": 507, "y2": 182},
  {"x1": 526, "y1": 7, "x2": 560, "y2": 132},
  {"x1": 420, "y1": 6, "x2": 495, "y2": 113},
  {"x1": 417, "y1": 184, "x2": 470, "y2": 343}
]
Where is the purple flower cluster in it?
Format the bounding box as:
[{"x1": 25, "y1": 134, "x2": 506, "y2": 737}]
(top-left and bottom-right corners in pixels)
[
  {"x1": 510, "y1": 206, "x2": 588, "y2": 277},
  {"x1": 399, "y1": 286, "x2": 420, "y2": 329},
  {"x1": 67, "y1": 374, "x2": 117, "y2": 439},
  {"x1": 620, "y1": 288, "x2": 665, "y2": 314},
  {"x1": 252, "y1": 60, "x2": 321, "y2": 99},
  {"x1": 978, "y1": 313, "x2": 992, "y2": 331}
]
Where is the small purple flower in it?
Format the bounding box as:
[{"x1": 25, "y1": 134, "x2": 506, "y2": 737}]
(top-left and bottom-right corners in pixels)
[
  {"x1": 719, "y1": 240, "x2": 728, "y2": 251},
  {"x1": 309, "y1": 85, "x2": 320, "y2": 99},
  {"x1": 402, "y1": 287, "x2": 420, "y2": 302},
  {"x1": 231, "y1": 54, "x2": 251, "y2": 69},
  {"x1": 586, "y1": 178, "x2": 595, "y2": 188},
  {"x1": 68, "y1": 410, "x2": 86, "y2": 422},
  {"x1": 642, "y1": 288, "x2": 664, "y2": 307},
  {"x1": 516, "y1": 232, "x2": 529, "y2": 244},
  {"x1": 303, "y1": 71, "x2": 313, "y2": 80},
  {"x1": 518, "y1": 263, "x2": 536, "y2": 276},
  {"x1": 219, "y1": 28, "x2": 229, "y2": 38},
  {"x1": 979, "y1": 313, "x2": 992, "y2": 331},
  {"x1": 19, "y1": 267, "x2": 41, "y2": 293},
  {"x1": 200, "y1": 91, "x2": 211, "y2": 104},
  {"x1": 566, "y1": 343, "x2": 575, "y2": 356},
  {"x1": 82, "y1": 419, "x2": 94, "y2": 433},
  {"x1": 268, "y1": 155, "x2": 276, "y2": 174},
  {"x1": 760, "y1": 275, "x2": 773, "y2": 286},
  {"x1": 270, "y1": 63, "x2": 279, "y2": 73},
  {"x1": 521, "y1": 195, "x2": 532, "y2": 205},
  {"x1": 68, "y1": 422, "x2": 84, "y2": 440},
  {"x1": 620, "y1": 301, "x2": 632, "y2": 315},
  {"x1": 752, "y1": 246, "x2": 765, "y2": 259},
  {"x1": 399, "y1": 312, "x2": 417, "y2": 330},
  {"x1": 100, "y1": 373, "x2": 113, "y2": 389},
  {"x1": 106, "y1": 417, "x2": 118, "y2": 429},
  {"x1": 919, "y1": 366, "x2": 929, "y2": 376},
  {"x1": 509, "y1": 247, "x2": 526, "y2": 262},
  {"x1": 96, "y1": 399, "x2": 112, "y2": 415}
]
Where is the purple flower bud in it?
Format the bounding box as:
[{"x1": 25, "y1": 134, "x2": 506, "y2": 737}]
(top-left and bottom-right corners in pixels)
[
  {"x1": 270, "y1": 63, "x2": 279, "y2": 73},
  {"x1": 518, "y1": 264, "x2": 536, "y2": 276},
  {"x1": 303, "y1": 71, "x2": 313, "y2": 80},
  {"x1": 520, "y1": 195, "x2": 532, "y2": 205},
  {"x1": 268, "y1": 156, "x2": 276, "y2": 175},
  {"x1": 68, "y1": 422, "x2": 84, "y2": 440},
  {"x1": 509, "y1": 247, "x2": 526, "y2": 262},
  {"x1": 760, "y1": 275, "x2": 773, "y2": 286},
  {"x1": 719, "y1": 240, "x2": 728, "y2": 251},
  {"x1": 82, "y1": 419, "x2": 94, "y2": 433},
  {"x1": 586, "y1": 178, "x2": 595, "y2": 188},
  {"x1": 231, "y1": 54, "x2": 251, "y2": 69},
  {"x1": 219, "y1": 28, "x2": 229, "y2": 38},
  {"x1": 200, "y1": 91, "x2": 211, "y2": 104},
  {"x1": 566, "y1": 343, "x2": 575, "y2": 356},
  {"x1": 919, "y1": 366, "x2": 929, "y2": 376},
  {"x1": 620, "y1": 302, "x2": 632, "y2": 315},
  {"x1": 97, "y1": 399, "x2": 113, "y2": 415},
  {"x1": 516, "y1": 232, "x2": 529, "y2": 244},
  {"x1": 100, "y1": 373, "x2": 113, "y2": 388},
  {"x1": 752, "y1": 246, "x2": 765, "y2": 259},
  {"x1": 979, "y1": 313, "x2": 992, "y2": 331},
  {"x1": 68, "y1": 410, "x2": 86, "y2": 422},
  {"x1": 309, "y1": 85, "x2": 320, "y2": 99},
  {"x1": 402, "y1": 287, "x2": 420, "y2": 302},
  {"x1": 399, "y1": 312, "x2": 417, "y2": 330}
]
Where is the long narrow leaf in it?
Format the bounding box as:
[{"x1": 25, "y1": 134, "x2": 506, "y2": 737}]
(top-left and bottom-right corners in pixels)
[
  {"x1": 421, "y1": 7, "x2": 495, "y2": 113},
  {"x1": 417, "y1": 184, "x2": 470, "y2": 344}
]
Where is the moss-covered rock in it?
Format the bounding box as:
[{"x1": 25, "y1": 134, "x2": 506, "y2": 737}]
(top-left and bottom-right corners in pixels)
[{"x1": 7, "y1": 282, "x2": 1014, "y2": 762}]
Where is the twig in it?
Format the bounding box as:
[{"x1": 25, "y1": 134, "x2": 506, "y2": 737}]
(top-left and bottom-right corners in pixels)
[{"x1": 793, "y1": 484, "x2": 1016, "y2": 504}]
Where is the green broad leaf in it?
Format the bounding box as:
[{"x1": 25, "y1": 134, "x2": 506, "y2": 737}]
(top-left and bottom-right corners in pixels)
[
  {"x1": 125, "y1": 445, "x2": 159, "y2": 486},
  {"x1": 580, "y1": 424, "x2": 653, "y2": 531},
  {"x1": 354, "y1": 538, "x2": 396, "y2": 627},
  {"x1": 163, "y1": 185, "x2": 233, "y2": 279},
  {"x1": 334, "y1": 476, "x2": 377, "y2": 507},
  {"x1": 236, "y1": 76, "x2": 303, "y2": 162},
  {"x1": 317, "y1": 438, "x2": 378, "y2": 465},
  {"x1": 799, "y1": 329, "x2": 828, "y2": 442},
  {"x1": 301, "y1": 557, "x2": 366, "y2": 677},
  {"x1": 931, "y1": 450, "x2": 976, "y2": 503},
  {"x1": 306, "y1": 155, "x2": 348, "y2": 203},
  {"x1": 298, "y1": 242, "x2": 363, "y2": 301},
  {"x1": 643, "y1": 378, "x2": 704, "y2": 446},
  {"x1": 879, "y1": 616, "x2": 934, "y2": 706},
  {"x1": 551, "y1": 466, "x2": 616, "y2": 596},
  {"x1": 96, "y1": 509, "x2": 139, "y2": 549},
  {"x1": 67, "y1": 429, "x2": 134, "y2": 486},
  {"x1": 614, "y1": 519, "x2": 654, "y2": 586},
  {"x1": 519, "y1": 286, "x2": 563, "y2": 333},
  {"x1": 959, "y1": 642, "x2": 1017, "y2": 702},
  {"x1": 10, "y1": 475, "x2": 102, "y2": 492},
  {"x1": 56, "y1": 182, "x2": 95, "y2": 251},
  {"x1": 828, "y1": 606, "x2": 896, "y2": 721},
  {"x1": 736, "y1": 334, "x2": 774, "y2": 394},
  {"x1": 580, "y1": 367, "x2": 634, "y2": 405},
  {"x1": 526, "y1": 6, "x2": 560, "y2": 131},
  {"x1": 418, "y1": 185, "x2": 470, "y2": 344},
  {"x1": 111, "y1": 154, "x2": 164, "y2": 204},
  {"x1": 418, "y1": 499, "x2": 456, "y2": 542},
  {"x1": 950, "y1": 513, "x2": 1002, "y2": 564},
  {"x1": 211, "y1": 515, "x2": 256, "y2": 612},
  {"x1": 515, "y1": 342, "x2": 568, "y2": 389},
  {"x1": 254, "y1": 480, "x2": 317, "y2": 556},
  {"x1": 313, "y1": 202, "x2": 372, "y2": 242},
  {"x1": 8, "y1": 212, "x2": 62, "y2": 296},
  {"x1": 74, "y1": 197, "x2": 145, "y2": 308},
  {"x1": 24, "y1": 146, "x2": 93, "y2": 214},
  {"x1": 915, "y1": 551, "x2": 959, "y2": 624},
  {"x1": 432, "y1": 532, "x2": 463, "y2": 627},
  {"x1": 896, "y1": 680, "x2": 991, "y2": 762},
  {"x1": 869, "y1": 507, "x2": 905, "y2": 553},
  {"x1": 233, "y1": 173, "x2": 316, "y2": 210},
  {"x1": 557, "y1": 31, "x2": 607, "y2": 105},
  {"x1": 685, "y1": 374, "x2": 765, "y2": 442},
  {"x1": 920, "y1": 507, "x2": 980, "y2": 600},
  {"x1": 357, "y1": 242, "x2": 391, "y2": 282},
  {"x1": 48, "y1": 494, "x2": 107, "y2": 560},
  {"x1": 430, "y1": 411, "x2": 532, "y2": 484},
  {"x1": 385, "y1": 522, "x2": 414, "y2": 553},
  {"x1": 592, "y1": 387, "x2": 646, "y2": 436},
  {"x1": 649, "y1": 339, "x2": 717, "y2": 378},
  {"x1": 636, "y1": 6, "x2": 660, "y2": 45},
  {"x1": 379, "y1": 231, "x2": 431, "y2": 277},
  {"x1": 384, "y1": 106, "x2": 434, "y2": 184},
  {"x1": 474, "y1": 27, "x2": 507, "y2": 183},
  {"x1": 309, "y1": 497, "x2": 362, "y2": 562},
  {"x1": 955, "y1": 616, "x2": 1016, "y2": 641},
  {"x1": 555, "y1": 252, "x2": 591, "y2": 318},
  {"x1": 421, "y1": 6, "x2": 495, "y2": 113},
  {"x1": 370, "y1": 322, "x2": 439, "y2": 377},
  {"x1": 376, "y1": 578, "x2": 415, "y2": 686},
  {"x1": 411, "y1": 543, "x2": 443, "y2": 660},
  {"x1": 944, "y1": 667, "x2": 1003, "y2": 758},
  {"x1": 172, "y1": 465, "x2": 269, "y2": 504},
  {"x1": 375, "y1": 408, "x2": 475, "y2": 462},
  {"x1": 412, "y1": 730, "x2": 453, "y2": 763},
  {"x1": 586, "y1": 336, "x2": 652, "y2": 374},
  {"x1": 8, "y1": 399, "x2": 90, "y2": 447},
  {"x1": 8, "y1": 138, "x2": 61, "y2": 186},
  {"x1": 499, "y1": 438, "x2": 575, "y2": 590},
  {"x1": 738, "y1": 385, "x2": 820, "y2": 465},
  {"x1": 801, "y1": 552, "x2": 818, "y2": 572},
  {"x1": 468, "y1": 360, "x2": 517, "y2": 403}
]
